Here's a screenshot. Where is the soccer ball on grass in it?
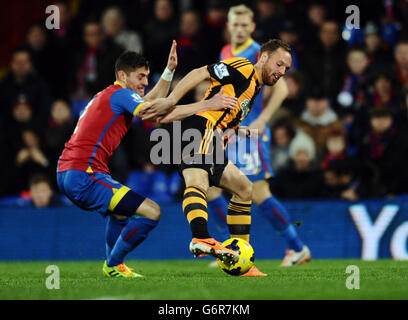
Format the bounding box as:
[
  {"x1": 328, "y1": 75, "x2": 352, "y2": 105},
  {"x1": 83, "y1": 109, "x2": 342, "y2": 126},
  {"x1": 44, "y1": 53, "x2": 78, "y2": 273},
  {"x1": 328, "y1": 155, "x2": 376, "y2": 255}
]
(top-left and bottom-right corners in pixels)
[{"x1": 217, "y1": 238, "x2": 254, "y2": 276}]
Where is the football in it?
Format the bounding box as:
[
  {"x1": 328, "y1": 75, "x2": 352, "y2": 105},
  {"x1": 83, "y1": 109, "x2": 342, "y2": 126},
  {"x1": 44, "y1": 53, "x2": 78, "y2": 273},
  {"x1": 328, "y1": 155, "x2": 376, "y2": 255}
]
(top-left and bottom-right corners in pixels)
[{"x1": 217, "y1": 238, "x2": 255, "y2": 276}]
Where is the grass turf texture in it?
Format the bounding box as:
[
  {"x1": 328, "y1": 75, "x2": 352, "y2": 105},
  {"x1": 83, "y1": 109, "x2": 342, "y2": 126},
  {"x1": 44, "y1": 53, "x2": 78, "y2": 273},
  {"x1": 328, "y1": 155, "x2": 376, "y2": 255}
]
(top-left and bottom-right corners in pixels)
[{"x1": 0, "y1": 259, "x2": 407, "y2": 300}]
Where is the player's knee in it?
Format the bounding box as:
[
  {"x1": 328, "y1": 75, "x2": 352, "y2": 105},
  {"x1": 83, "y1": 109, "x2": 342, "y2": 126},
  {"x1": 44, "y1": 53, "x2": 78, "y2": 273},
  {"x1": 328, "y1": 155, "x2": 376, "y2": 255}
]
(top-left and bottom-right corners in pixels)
[
  {"x1": 185, "y1": 182, "x2": 209, "y2": 195},
  {"x1": 136, "y1": 198, "x2": 161, "y2": 220},
  {"x1": 207, "y1": 187, "x2": 222, "y2": 201},
  {"x1": 252, "y1": 193, "x2": 263, "y2": 206},
  {"x1": 252, "y1": 181, "x2": 271, "y2": 205},
  {"x1": 182, "y1": 169, "x2": 209, "y2": 195},
  {"x1": 148, "y1": 201, "x2": 161, "y2": 221}
]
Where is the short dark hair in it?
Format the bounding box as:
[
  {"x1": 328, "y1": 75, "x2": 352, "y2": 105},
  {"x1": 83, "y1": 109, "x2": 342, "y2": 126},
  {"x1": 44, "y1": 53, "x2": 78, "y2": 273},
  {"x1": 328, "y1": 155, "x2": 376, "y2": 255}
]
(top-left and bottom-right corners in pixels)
[
  {"x1": 259, "y1": 39, "x2": 292, "y2": 57},
  {"x1": 272, "y1": 119, "x2": 296, "y2": 142},
  {"x1": 29, "y1": 173, "x2": 52, "y2": 188},
  {"x1": 114, "y1": 51, "x2": 150, "y2": 78},
  {"x1": 369, "y1": 106, "x2": 393, "y2": 119},
  {"x1": 11, "y1": 46, "x2": 32, "y2": 60},
  {"x1": 347, "y1": 45, "x2": 368, "y2": 57},
  {"x1": 396, "y1": 38, "x2": 408, "y2": 47}
]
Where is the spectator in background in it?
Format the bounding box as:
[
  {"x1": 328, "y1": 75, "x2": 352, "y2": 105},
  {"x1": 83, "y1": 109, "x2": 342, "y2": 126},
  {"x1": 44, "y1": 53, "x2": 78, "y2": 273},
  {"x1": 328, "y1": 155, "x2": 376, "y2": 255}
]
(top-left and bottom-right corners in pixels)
[
  {"x1": 253, "y1": 0, "x2": 284, "y2": 43},
  {"x1": 281, "y1": 71, "x2": 305, "y2": 117},
  {"x1": 143, "y1": 0, "x2": 178, "y2": 76},
  {"x1": 270, "y1": 120, "x2": 296, "y2": 174},
  {"x1": 29, "y1": 174, "x2": 62, "y2": 208},
  {"x1": 175, "y1": 9, "x2": 210, "y2": 77},
  {"x1": 320, "y1": 158, "x2": 378, "y2": 201},
  {"x1": 363, "y1": 22, "x2": 393, "y2": 69},
  {"x1": 278, "y1": 20, "x2": 301, "y2": 70},
  {"x1": 269, "y1": 130, "x2": 323, "y2": 199},
  {"x1": 101, "y1": 6, "x2": 143, "y2": 53},
  {"x1": 302, "y1": 20, "x2": 347, "y2": 100},
  {"x1": 378, "y1": 1, "x2": 401, "y2": 48},
  {"x1": 301, "y1": 1, "x2": 327, "y2": 46},
  {"x1": 394, "y1": 39, "x2": 408, "y2": 90},
  {"x1": 0, "y1": 48, "x2": 51, "y2": 125},
  {"x1": 50, "y1": 1, "x2": 79, "y2": 49},
  {"x1": 10, "y1": 96, "x2": 35, "y2": 128},
  {"x1": 397, "y1": 87, "x2": 408, "y2": 128},
  {"x1": 349, "y1": 70, "x2": 400, "y2": 149},
  {"x1": 12, "y1": 128, "x2": 52, "y2": 194},
  {"x1": 293, "y1": 88, "x2": 343, "y2": 153},
  {"x1": 359, "y1": 107, "x2": 408, "y2": 196},
  {"x1": 337, "y1": 47, "x2": 370, "y2": 121},
  {"x1": 365, "y1": 71, "x2": 400, "y2": 113},
  {"x1": 48, "y1": 1, "x2": 80, "y2": 97},
  {"x1": 204, "y1": 0, "x2": 227, "y2": 62},
  {"x1": 24, "y1": 23, "x2": 65, "y2": 99},
  {"x1": 0, "y1": 120, "x2": 13, "y2": 197},
  {"x1": 2, "y1": 97, "x2": 37, "y2": 196},
  {"x1": 5, "y1": 97, "x2": 39, "y2": 151},
  {"x1": 320, "y1": 128, "x2": 348, "y2": 170},
  {"x1": 321, "y1": 160, "x2": 356, "y2": 200},
  {"x1": 70, "y1": 21, "x2": 124, "y2": 99},
  {"x1": 44, "y1": 99, "x2": 75, "y2": 171}
]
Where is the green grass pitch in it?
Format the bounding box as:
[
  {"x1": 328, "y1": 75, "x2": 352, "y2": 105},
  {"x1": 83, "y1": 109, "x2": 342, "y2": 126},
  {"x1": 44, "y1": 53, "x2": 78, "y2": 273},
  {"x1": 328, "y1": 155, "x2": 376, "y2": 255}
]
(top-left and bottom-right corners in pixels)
[{"x1": 1, "y1": 259, "x2": 407, "y2": 300}]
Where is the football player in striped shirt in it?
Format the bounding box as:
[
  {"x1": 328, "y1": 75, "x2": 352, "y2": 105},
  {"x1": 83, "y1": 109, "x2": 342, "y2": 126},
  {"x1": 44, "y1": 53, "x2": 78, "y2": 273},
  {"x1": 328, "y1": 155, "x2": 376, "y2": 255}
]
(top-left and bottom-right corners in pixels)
[
  {"x1": 140, "y1": 39, "x2": 293, "y2": 275},
  {"x1": 208, "y1": 5, "x2": 311, "y2": 268},
  {"x1": 57, "y1": 41, "x2": 238, "y2": 278}
]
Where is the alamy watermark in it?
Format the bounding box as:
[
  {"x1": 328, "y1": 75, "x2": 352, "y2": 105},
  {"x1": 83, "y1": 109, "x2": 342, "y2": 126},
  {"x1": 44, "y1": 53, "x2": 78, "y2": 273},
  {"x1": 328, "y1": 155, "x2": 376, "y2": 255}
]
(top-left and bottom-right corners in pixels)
[
  {"x1": 149, "y1": 121, "x2": 260, "y2": 176},
  {"x1": 345, "y1": 265, "x2": 360, "y2": 290},
  {"x1": 345, "y1": 5, "x2": 360, "y2": 30},
  {"x1": 45, "y1": 265, "x2": 60, "y2": 289},
  {"x1": 45, "y1": 5, "x2": 60, "y2": 30}
]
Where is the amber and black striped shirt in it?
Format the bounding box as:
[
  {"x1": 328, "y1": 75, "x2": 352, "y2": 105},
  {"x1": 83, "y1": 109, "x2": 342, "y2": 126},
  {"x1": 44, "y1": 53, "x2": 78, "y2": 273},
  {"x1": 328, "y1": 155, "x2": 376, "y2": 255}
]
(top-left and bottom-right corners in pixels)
[{"x1": 197, "y1": 57, "x2": 262, "y2": 130}]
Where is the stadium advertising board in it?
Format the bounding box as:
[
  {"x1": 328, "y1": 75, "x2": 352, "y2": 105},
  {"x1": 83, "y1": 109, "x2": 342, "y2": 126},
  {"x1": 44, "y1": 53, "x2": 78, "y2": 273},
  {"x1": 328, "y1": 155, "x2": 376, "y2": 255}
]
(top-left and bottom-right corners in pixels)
[{"x1": 1, "y1": 196, "x2": 407, "y2": 260}]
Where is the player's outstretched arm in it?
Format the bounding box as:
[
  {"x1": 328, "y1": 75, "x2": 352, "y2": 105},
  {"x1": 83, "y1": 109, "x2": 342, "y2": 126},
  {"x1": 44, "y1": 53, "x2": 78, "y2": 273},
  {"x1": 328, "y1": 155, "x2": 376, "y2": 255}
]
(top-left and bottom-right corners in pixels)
[
  {"x1": 138, "y1": 66, "x2": 211, "y2": 120},
  {"x1": 143, "y1": 40, "x2": 178, "y2": 101},
  {"x1": 167, "y1": 66, "x2": 211, "y2": 105},
  {"x1": 247, "y1": 78, "x2": 288, "y2": 135},
  {"x1": 157, "y1": 88, "x2": 238, "y2": 123}
]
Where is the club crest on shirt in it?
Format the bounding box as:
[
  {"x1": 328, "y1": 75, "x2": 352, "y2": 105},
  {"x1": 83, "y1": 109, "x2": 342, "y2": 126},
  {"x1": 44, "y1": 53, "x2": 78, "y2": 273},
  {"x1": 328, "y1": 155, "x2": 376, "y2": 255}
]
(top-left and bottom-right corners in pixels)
[{"x1": 240, "y1": 99, "x2": 250, "y2": 118}]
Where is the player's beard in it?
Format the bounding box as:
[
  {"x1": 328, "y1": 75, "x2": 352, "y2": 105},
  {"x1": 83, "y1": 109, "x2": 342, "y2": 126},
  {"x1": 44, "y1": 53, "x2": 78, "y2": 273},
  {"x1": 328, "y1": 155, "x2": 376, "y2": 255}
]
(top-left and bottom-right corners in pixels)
[{"x1": 262, "y1": 65, "x2": 278, "y2": 86}]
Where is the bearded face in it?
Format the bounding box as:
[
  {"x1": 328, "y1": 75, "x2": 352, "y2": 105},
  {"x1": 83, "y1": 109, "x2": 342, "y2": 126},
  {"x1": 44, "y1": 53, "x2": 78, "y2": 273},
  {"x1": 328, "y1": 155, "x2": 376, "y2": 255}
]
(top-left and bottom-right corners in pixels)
[{"x1": 260, "y1": 47, "x2": 292, "y2": 86}]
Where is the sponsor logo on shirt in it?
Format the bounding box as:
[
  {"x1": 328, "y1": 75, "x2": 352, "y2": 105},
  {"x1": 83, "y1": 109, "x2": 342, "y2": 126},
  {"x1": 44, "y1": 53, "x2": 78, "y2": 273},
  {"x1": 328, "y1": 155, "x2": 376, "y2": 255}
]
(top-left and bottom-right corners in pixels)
[{"x1": 213, "y1": 63, "x2": 230, "y2": 79}]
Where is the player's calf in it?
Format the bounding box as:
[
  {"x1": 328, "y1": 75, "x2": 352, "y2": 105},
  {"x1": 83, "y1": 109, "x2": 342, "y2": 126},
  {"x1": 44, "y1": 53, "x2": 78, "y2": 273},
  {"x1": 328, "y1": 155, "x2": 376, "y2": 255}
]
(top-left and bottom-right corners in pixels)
[
  {"x1": 183, "y1": 185, "x2": 211, "y2": 239},
  {"x1": 106, "y1": 197, "x2": 161, "y2": 268},
  {"x1": 226, "y1": 197, "x2": 252, "y2": 242},
  {"x1": 221, "y1": 173, "x2": 253, "y2": 243}
]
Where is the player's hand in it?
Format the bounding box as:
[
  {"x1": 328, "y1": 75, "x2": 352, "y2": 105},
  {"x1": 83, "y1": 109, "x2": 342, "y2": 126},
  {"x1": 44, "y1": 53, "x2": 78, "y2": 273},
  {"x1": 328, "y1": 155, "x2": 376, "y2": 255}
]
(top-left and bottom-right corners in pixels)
[
  {"x1": 139, "y1": 98, "x2": 175, "y2": 120},
  {"x1": 207, "y1": 88, "x2": 238, "y2": 111},
  {"x1": 167, "y1": 40, "x2": 177, "y2": 71}
]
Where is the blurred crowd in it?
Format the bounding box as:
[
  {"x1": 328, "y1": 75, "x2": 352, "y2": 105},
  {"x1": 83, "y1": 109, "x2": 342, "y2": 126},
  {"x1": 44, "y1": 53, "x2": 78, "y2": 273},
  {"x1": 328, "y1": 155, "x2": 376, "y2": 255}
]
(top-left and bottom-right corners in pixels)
[{"x1": 1, "y1": 0, "x2": 408, "y2": 207}]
